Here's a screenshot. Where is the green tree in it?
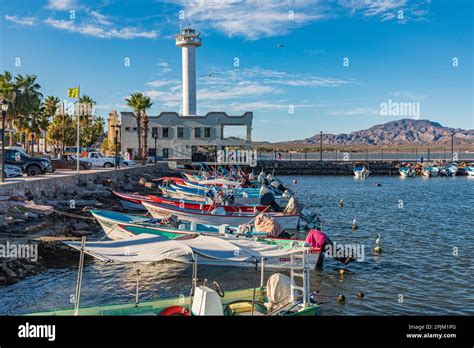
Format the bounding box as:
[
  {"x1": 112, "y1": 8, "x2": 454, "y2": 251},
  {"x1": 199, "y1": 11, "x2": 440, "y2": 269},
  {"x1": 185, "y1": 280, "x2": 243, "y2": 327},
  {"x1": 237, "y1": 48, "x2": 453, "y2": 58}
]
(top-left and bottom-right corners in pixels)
[{"x1": 125, "y1": 92, "x2": 153, "y2": 159}]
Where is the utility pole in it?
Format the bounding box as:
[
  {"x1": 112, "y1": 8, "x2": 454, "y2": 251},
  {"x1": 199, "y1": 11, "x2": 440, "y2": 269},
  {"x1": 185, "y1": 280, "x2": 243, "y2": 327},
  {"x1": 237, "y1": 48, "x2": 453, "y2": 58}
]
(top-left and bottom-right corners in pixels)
[{"x1": 319, "y1": 131, "x2": 323, "y2": 162}]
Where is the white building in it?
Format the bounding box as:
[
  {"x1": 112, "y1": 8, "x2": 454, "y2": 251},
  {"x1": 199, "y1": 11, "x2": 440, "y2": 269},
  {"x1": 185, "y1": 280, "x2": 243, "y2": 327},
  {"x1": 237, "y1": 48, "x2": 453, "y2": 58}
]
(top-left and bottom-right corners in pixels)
[{"x1": 108, "y1": 26, "x2": 253, "y2": 162}]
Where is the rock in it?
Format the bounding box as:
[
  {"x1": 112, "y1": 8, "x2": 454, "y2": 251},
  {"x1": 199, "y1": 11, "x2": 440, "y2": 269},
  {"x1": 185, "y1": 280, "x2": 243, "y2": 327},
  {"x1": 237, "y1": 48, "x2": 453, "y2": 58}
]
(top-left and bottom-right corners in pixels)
[
  {"x1": 2, "y1": 265, "x2": 17, "y2": 279},
  {"x1": 72, "y1": 222, "x2": 90, "y2": 231},
  {"x1": 144, "y1": 182, "x2": 156, "y2": 189},
  {"x1": 14, "y1": 219, "x2": 26, "y2": 224},
  {"x1": 72, "y1": 230, "x2": 94, "y2": 236},
  {"x1": 123, "y1": 184, "x2": 134, "y2": 191},
  {"x1": 6, "y1": 216, "x2": 15, "y2": 225},
  {"x1": 0, "y1": 196, "x2": 11, "y2": 201},
  {"x1": 139, "y1": 178, "x2": 147, "y2": 185},
  {"x1": 24, "y1": 211, "x2": 39, "y2": 219}
]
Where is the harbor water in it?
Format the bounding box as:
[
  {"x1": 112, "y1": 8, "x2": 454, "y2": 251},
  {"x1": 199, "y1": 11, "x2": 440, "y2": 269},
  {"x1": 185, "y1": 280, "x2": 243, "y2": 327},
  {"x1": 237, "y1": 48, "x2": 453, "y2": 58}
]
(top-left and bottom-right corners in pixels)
[{"x1": 1, "y1": 176, "x2": 473, "y2": 315}]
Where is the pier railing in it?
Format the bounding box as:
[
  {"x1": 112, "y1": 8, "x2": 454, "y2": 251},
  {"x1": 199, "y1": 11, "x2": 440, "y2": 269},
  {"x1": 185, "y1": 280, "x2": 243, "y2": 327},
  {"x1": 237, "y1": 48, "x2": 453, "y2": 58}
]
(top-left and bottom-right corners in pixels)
[{"x1": 256, "y1": 149, "x2": 474, "y2": 162}]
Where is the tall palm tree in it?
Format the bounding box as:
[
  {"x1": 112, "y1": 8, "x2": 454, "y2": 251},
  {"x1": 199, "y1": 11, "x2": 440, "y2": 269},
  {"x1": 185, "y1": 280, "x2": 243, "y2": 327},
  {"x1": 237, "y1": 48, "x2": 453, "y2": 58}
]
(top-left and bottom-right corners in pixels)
[
  {"x1": 43, "y1": 96, "x2": 60, "y2": 152},
  {"x1": 0, "y1": 71, "x2": 18, "y2": 146},
  {"x1": 140, "y1": 96, "x2": 153, "y2": 159},
  {"x1": 78, "y1": 95, "x2": 95, "y2": 128},
  {"x1": 126, "y1": 92, "x2": 147, "y2": 159},
  {"x1": 14, "y1": 74, "x2": 42, "y2": 153}
]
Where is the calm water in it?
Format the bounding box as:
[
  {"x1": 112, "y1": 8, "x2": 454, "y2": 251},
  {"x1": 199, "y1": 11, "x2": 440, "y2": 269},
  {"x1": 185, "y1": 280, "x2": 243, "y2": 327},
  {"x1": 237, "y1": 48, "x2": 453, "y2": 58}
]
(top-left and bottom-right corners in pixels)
[{"x1": 1, "y1": 176, "x2": 473, "y2": 315}]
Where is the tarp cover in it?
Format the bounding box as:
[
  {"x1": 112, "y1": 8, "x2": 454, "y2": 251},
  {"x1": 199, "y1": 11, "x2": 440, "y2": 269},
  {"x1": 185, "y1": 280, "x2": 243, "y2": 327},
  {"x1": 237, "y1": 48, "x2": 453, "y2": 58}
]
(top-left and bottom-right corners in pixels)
[
  {"x1": 64, "y1": 233, "x2": 307, "y2": 264},
  {"x1": 254, "y1": 213, "x2": 283, "y2": 237},
  {"x1": 198, "y1": 178, "x2": 241, "y2": 186}
]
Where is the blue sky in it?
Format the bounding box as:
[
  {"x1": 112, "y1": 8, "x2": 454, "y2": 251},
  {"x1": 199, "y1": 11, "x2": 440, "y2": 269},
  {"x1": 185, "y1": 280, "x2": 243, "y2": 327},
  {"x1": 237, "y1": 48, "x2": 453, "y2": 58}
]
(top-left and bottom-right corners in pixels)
[{"x1": 1, "y1": 0, "x2": 472, "y2": 142}]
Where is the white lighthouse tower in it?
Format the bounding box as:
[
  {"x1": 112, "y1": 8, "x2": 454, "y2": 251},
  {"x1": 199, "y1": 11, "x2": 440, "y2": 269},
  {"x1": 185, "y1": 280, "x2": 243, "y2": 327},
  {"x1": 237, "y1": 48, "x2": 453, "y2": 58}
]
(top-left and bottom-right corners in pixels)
[{"x1": 176, "y1": 27, "x2": 201, "y2": 116}]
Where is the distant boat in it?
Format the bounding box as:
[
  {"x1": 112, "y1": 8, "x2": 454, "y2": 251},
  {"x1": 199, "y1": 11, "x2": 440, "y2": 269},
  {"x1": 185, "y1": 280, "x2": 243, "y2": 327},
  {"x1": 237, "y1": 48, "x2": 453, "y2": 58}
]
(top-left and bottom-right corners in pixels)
[
  {"x1": 399, "y1": 167, "x2": 416, "y2": 178},
  {"x1": 439, "y1": 164, "x2": 458, "y2": 177},
  {"x1": 422, "y1": 166, "x2": 440, "y2": 177},
  {"x1": 464, "y1": 166, "x2": 474, "y2": 176},
  {"x1": 112, "y1": 191, "x2": 151, "y2": 211},
  {"x1": 353, "y1": 162, "x2": 370, "y2": 178}
]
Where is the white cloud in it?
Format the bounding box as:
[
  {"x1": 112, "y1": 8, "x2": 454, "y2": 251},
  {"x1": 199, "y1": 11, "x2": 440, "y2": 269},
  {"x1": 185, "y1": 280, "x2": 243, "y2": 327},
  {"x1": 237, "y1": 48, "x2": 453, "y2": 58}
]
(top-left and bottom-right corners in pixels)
[
  {"x1": 157, "y1": 61, "x2": 172, "y2": 73},
  {"x1": 338, "y1": 0, "x2": 429, "y2": 22},
  {"x1": 178, "y1": 0, "x2": 326, "y2": 40},
  {"x1": 88, "y1": 10, "x2": 113, "y2": 26},
  {"x1": 46, "y1": 0, "x2": 76, "y2": 10},
  {"x1": 44, "y1": 18, "x2": 158, "y2": 39},
  {"x1": 389, "y1": 91, "x2": 426, "y2": 101},
  {"x1": 5, "y1": 15, "x2": 36, "y2": 26},
  {"x1": 146, "y1": 79, "x2": 180, "y2": 87}
]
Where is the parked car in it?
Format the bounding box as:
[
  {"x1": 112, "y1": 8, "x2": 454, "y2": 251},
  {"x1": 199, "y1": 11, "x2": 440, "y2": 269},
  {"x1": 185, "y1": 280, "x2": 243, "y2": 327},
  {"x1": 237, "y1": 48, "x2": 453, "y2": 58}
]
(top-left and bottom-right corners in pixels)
[
  {"x1": 3, "y1": 164, "x2": 23, "y2": 178},
  {"x1": 51, "y1": 154, "x2": 92, "y2": 171},
  {"x1": 82, "y1": 151, "x2": 135, "y2": 167},
  {"x1": 4, "y1": 148, "x2": 55, "y2": 176}
]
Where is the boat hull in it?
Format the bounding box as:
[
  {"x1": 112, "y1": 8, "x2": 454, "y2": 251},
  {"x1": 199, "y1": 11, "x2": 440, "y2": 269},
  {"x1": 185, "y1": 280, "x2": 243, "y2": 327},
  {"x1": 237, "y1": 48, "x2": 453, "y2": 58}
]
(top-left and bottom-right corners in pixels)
[{"x1": 143, "y1": 201, "x2": 300, "y2": 230}]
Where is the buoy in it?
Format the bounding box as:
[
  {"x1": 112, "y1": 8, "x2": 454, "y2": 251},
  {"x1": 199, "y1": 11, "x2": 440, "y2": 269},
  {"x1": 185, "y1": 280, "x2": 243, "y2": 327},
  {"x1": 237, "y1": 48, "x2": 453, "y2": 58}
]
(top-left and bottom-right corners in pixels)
[
  {"x1": 337, "y1": 295, "x2": 346, "y2": 303},
  {"x1": 352, "y1": 218, "x2": 358, "y2": 230},
  {"x1": 373, "y1": 246, "x2": 382, "y2": 254},
  {"x1": 357, "y1": 292, "x2": 365, "y2": 298},
  {"x1": 292, "y1": 179, "x2": 297, "y2": 184},
  {"x1": 339, "y1": 269, "x2": 347, "y2": 275},
  {"x1": 339, "y1": 199, "x2": 344, "y2": 208}
]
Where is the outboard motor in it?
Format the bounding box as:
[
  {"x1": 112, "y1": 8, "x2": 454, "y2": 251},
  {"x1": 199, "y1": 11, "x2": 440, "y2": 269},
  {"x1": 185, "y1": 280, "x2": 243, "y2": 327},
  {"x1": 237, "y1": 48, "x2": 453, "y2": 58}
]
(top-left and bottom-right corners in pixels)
[{"x1": 260, "y1": 192, "x2": 283, "y2": 212}]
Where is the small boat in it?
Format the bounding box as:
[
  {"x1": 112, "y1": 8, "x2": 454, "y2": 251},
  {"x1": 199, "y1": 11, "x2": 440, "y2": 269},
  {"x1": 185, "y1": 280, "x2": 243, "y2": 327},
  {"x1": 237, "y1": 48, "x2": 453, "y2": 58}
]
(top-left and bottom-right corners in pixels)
[
  {"x1": 148, "y1": 195, "x2": 268, "y2": 213},
  {"x1": 422, "y1": 166, "x2": 440, "y2": 177},
  {"x1": 440, "y1": 164, "x2": 458, "y2": 177},
  {"x1": 27, "y1": 235, "x2": 320, "y2": 316},
  {"x1": 142, "y1": 201, "x2": 300, "y2": 230},
  {"x1": 353, "y1": 162, "x2": 370, "y2": 178},
  {"x1": 112, "y1": 191, "x2": 152, "y2": 211},
  {"x1": 464, "y1": 166, "x2": 474, "y2": 176},
  {"x1": 399, "y1": 167, "x2": 416, "y2": 178}
]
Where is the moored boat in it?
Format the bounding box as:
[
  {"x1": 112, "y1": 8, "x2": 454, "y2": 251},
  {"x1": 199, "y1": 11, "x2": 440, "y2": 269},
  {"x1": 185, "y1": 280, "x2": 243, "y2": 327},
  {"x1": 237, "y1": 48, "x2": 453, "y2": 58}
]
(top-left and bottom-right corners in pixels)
[{"x1": 353, "y1": 162, "x2": 370, "y2": 178}]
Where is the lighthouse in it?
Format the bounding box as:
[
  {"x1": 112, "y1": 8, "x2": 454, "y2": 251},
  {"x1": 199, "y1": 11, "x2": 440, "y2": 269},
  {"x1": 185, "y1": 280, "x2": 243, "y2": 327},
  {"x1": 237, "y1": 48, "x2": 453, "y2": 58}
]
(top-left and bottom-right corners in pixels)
[{"x1": 176, "y1": 27, "x2": 201, "y2": 116}]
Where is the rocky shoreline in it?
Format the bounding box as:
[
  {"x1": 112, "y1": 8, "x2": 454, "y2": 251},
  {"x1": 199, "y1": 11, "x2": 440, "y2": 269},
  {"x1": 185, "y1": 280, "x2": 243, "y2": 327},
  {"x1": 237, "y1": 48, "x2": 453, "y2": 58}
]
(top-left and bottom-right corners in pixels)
[{"x1": 0, "y1": 165, "x2": 177, "y2": 286}]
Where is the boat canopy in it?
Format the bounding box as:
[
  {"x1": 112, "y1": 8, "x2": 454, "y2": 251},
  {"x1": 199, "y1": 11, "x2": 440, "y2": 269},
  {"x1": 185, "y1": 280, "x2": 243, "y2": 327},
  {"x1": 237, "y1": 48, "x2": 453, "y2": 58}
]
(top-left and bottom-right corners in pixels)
[{"x1": 64, "y1": 233, "x2": 308, "y2": 264}]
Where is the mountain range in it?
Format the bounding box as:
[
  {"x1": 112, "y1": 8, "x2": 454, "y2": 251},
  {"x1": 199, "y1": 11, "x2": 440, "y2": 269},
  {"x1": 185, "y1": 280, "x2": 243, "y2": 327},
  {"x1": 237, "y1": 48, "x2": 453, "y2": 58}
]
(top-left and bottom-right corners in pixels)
[{"x1": 262, "y1": 119, "x2": 474, "y2": 147}]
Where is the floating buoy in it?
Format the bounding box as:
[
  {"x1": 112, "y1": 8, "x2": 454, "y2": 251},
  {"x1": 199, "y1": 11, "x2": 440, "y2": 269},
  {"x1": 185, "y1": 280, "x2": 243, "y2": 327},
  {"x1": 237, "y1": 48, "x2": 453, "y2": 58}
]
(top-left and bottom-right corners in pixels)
[
  {"x1": 373, "y1": 246, "x2": 382, "y2": 254},
  {"x1": 352, "y1": 218, "x2": 358, "y2": 230},
  {"x1": 339, "y1": 199, "x2": 344, "y2": 208},
  {"x1": 339, "y1": 269, "x2": 347, "y2": 275},
  {"x1": 357, "y1": 292, "x2": 365, "y2": 298},
  {"x1": 292, "y1": 179, "x2": 297, "y2": 184},
  {"x1": 337, "y1": 295, "x2": 346, "y2": 303}
]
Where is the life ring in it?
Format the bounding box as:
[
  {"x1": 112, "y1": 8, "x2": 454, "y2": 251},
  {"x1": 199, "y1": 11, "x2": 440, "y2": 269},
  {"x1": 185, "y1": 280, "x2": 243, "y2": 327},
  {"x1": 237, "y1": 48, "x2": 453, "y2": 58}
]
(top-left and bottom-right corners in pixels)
[{"x1": 159, "y1": 306, "x2": 190, "y2": 316}]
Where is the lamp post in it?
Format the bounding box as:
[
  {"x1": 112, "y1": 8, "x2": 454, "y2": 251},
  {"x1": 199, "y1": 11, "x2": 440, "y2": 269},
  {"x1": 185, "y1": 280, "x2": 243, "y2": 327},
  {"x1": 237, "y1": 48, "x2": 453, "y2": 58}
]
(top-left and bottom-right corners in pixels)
[
  {"x1": 112, "y1": 123, "x2": 120, "y2": 169},
  {"x1": 319, "y1": 131, "x2": 323, "y2": 162},
  {"x1": 152, "y1": 130, "x2": 158, "y2": 163},
  {"x1": 451, "y1": 131, "x2": 455, "y2": 162},
  {"x1": 1, "y1": 99, "x2": 9, "y2": 182}
]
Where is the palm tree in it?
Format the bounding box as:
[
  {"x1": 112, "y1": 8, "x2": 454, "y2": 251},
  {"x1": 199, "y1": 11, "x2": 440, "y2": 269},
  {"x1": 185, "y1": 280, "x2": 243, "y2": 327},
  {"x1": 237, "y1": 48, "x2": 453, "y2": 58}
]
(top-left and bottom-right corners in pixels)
[
  {"x1": 14, "y1": 74, "x2": 42, "y2": 153},
  {"x1": 0, "y1": 71, "x2": 18, "y2": 146},
  {"x1": 140, "y1": 96, "x2": 153, "y2": 159},
  {"x1": 126, "y1": 92, "x2": 148, "y2": 159},
  {"x1": 78, "y1": 95, "x2": 95, "y2": 128},
  {"x1": 43, "y1": 96, "x2": 60, "y2": 152}
]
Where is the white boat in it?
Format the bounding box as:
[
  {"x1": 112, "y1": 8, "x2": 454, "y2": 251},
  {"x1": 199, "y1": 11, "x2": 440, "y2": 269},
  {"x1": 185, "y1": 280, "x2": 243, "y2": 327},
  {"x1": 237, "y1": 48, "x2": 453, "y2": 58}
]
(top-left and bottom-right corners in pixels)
[
  {"x1": 142, "y1": 201, "x2": 300, "y2": 231},
  {"x1": 399, "y1": 167, "x2": 415, "y2": 178},
  {"x1": 422, "y1": 166, "x2": 440, "y2": 177},
  {"x1": 465, "y1": 166, "x2": 474, "y2": 176},
  {"x1": 64, "y1": 232, "x2": 320, "y2": 269},
  {"x1": 353, "y1": 162, "x2": 370, "y2": 178}
]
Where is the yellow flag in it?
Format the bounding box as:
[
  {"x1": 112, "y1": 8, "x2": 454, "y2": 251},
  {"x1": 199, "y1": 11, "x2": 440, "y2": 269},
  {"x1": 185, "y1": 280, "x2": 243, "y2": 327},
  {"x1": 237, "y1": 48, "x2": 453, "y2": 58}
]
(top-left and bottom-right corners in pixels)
[{"x1": 67, "y1": 87, "x2": 79, "y2": 98}]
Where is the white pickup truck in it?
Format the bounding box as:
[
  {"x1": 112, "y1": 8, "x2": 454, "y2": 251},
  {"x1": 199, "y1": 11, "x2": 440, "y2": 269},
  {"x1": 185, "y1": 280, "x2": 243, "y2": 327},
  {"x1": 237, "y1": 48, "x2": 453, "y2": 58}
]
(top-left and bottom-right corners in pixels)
[{"x1": 82, "y1": 152, "x2": 135, "y2": 168}]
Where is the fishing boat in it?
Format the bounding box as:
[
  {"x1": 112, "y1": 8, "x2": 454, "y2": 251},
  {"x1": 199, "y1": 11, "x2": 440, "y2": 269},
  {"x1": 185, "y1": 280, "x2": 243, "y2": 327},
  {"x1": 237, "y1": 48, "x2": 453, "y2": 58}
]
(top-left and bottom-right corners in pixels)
[
  {"x1": 27, "y1": 236, "x2": 320, "y2": 316},
  {"x1": 142, "y1": 201, "x2": 300, "y2": 230},
  {"x1": 147, "y1": 194, "x2": 268, "y2": 213},
  {"x1": 439, "y1": 164, "x2": 458, "y2": 177},
  {"x1": 464, "y1": 166, "x2": 474, "y2": 176},
  {"x1": 422, "y1": 166, "x2": 440, "y2": 177},
  {"x1": 399, "y1": 167, "x2": 416, "y2": 178},
  {"x1": 353, "y1": 162, "x2": 370, "y2": 178},
  {"x1": 112, "y1": 191, "x2": 151, "y2": 211}
]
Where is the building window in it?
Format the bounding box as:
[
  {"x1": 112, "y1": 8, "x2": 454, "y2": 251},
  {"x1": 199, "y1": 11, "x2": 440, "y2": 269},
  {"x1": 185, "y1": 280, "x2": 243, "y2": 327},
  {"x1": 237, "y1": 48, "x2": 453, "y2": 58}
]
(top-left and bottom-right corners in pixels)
[
  {"x1": 162, "y1": 148, "x2": 169, "y2": 159},
  {"x1": 162, "y1": 127, "x2": 169, "y2": 138},
  {"x1": 125, "y1": 127, "x2": 131, "y2": 132},
  {"x1": 204, "y1": 127, "x2": 211, "y2": 138},
  {"x1": 151, "y1": 127, "x2": 158, "y2": 138},
  {"x1": 194, "y1": 128, "x2": 201, "y2": 138},
  {"x1": 177, "y1": 127, "x2": 184, "y2": 138},
  {"x1": 133, "y1": 127, "x2": 137, "y2": 131}
]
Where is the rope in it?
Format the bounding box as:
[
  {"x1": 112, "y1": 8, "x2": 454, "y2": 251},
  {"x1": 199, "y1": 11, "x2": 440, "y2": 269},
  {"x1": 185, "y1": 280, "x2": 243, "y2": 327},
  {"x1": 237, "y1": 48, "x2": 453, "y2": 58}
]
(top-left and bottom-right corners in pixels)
[{"x1": 50, "y1": 208, "x2": 95, "y2": 220}]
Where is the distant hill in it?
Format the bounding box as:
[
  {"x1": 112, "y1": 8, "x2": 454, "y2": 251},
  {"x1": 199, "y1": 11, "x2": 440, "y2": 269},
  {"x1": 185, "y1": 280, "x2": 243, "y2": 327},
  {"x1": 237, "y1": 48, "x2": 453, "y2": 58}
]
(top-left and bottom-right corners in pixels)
[{"x1": 260, "y1": 119, "x2": 474, "y2": 147}]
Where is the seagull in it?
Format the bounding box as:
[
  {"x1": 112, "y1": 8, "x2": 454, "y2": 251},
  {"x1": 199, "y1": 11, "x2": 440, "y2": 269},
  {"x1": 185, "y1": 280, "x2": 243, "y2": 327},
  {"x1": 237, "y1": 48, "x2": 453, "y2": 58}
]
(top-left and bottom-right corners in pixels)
[
  {"x1": 275, "y1": 44, "x2": 285, "y2": 48},
  {"x1": 339, "y1": 199, "x2": 344, "y2": 208},
  {"x1": 375, "y1": 233, "x2": 381, "y2": 246},
  {"x1": 352, "y1": 218, "x2": 357, "y2": 225}
]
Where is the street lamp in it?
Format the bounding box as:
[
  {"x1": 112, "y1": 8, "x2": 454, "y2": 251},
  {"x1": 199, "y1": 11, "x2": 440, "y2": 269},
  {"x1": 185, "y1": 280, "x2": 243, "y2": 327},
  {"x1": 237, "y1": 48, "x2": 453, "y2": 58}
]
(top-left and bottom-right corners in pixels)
[
  {"x1": 451, "y1": 131, "x2": 455, "y2": 162},
  {"x1": 152, "y1": 129, "x2": 158, "y2": 163},
  {"x1": 113, "y1": 124, "x2": 120, "y2": 169},
  {"x1": 1, "y1": 99, "x2": 9, "y2": 182},
  {"x1": 319, "y1": 131, "x2": 323, "y2": 162}
]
